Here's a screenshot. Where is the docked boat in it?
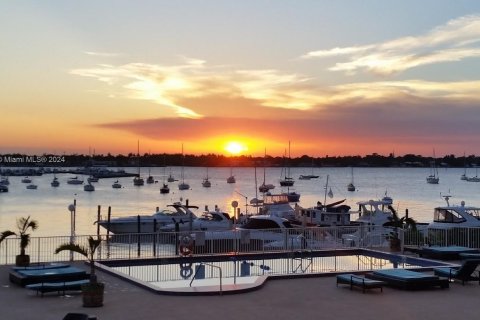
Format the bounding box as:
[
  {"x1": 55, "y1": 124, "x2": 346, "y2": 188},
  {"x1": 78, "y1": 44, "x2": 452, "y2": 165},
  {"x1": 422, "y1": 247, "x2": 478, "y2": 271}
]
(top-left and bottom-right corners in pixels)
[
  {"x1": 97, "y1": 201, "x2": 200, "y2": 234},
  {"x1": 256, "y1": 194, "x2": 296, "y2": 220},
  {"x1": 67, "y1": 176, "x2": 84, "y2": 185},
  {"x1": 84, "y1": 182, "x2": 95, "y2": 192},
  {"x1": 428, "y1": 195, "x2": 480, "y2": 229},
  {"x1": 160, "y1": 205, "x2": 232, "y2": 232},
  {"x1": 112, "y1": 180, "x2": 122, "y2": 189}
]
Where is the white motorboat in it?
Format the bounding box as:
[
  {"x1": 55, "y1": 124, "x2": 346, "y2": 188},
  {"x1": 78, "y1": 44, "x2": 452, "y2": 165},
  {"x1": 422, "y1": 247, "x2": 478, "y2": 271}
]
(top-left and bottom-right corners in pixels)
[
  {"x1": 97, "y1": 201, "x2": 200, "y2": 234},
  {"x1": 256, "y1": 194, "x2": 296, "y2": 220},
  {"x1": 160, "y1": 206, "x2": 232, "y2": 232},
  {"x1": 67, "y1": 176, "x2": 84, "y2": 185},
  {"x1": 26, "y1": 184, "x2": 38, "y2": 190},
  {"x1": 428, "y1": 195, "x2": 480, "y2": 229},
  {"x1": 112, "y1": 180, "x2": 122, "y2": 189}
]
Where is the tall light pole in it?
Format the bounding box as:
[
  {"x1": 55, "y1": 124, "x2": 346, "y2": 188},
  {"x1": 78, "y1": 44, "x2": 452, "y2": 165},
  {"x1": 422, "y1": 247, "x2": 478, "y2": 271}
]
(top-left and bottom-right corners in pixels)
[
  {"x1": 234, "y1": 190, "x2": 248, "y2": 216},
  {"x1": 67, "y1": 199, "x2": 76, "y2": 261}
]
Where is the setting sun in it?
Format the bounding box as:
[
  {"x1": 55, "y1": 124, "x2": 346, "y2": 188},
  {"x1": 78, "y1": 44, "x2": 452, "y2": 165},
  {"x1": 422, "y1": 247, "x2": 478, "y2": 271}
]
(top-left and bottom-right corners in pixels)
[{"x1": 225, "y1": 141, "x2": 248, "y2": 155}]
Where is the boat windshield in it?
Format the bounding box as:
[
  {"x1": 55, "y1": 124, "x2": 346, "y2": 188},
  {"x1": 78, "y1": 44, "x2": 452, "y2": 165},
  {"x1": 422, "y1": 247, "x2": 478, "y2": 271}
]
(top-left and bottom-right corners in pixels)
[
  {"x1": 433, "y1": 208, "x2": 467, "y2": 223},
  {"x1": 155, "y1": 209, "x2": 182, "y2": 216},
  {"x1": 242, "y1": 219, "x2": 293, "y2": 229},
  {"x1": 464, "y1": 209, "x2": 480, "y2": 220}
]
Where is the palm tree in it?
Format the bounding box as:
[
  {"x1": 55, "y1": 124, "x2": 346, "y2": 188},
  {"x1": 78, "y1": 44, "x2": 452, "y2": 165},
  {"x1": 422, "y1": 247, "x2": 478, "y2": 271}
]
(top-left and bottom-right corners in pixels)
[
  {"x1": 0, "y1": 216, "x2": 38, "y2": 265},
  {"x1": 384, "y1": 205, "x2": 417, "y2": 250},
  {"x1": 55, "y1": 236, "x2": 102, "y2": 283}
]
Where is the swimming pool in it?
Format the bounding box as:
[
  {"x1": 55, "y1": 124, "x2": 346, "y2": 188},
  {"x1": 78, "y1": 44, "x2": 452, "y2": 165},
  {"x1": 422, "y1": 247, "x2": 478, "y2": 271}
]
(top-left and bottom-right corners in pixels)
[{"x1": 97, "y1": 249, "x2": 450, "y2": 295}]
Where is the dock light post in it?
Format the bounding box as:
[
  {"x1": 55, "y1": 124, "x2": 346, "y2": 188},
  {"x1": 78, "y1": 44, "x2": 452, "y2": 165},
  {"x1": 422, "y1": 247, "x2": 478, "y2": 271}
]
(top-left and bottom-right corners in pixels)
[
  {"x1": 234, "y1": 190, "x2": 248, "y2": 216},
  {"x1": 68, "y1": 200, "x2": 76, "y2": 261}
]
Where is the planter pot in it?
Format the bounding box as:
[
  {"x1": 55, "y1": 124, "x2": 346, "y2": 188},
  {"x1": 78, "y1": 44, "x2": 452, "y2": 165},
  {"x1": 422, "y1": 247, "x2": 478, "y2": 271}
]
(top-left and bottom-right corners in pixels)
[
  {"x1": 81, "y1": 282, "x2": 104, "y2": 307},
  {"x1": 389, "y1": 238, "x2": 401, "y2": 252},
  {"x1": 15, "y1": 254, "x2": 30, "y2": 267}
]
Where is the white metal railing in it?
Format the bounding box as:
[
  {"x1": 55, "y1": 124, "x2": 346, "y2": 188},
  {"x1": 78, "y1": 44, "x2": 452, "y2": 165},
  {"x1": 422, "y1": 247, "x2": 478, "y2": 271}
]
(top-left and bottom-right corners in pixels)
[{"x1": 2, "y1": 225, "x2": 480, "y2": 265}]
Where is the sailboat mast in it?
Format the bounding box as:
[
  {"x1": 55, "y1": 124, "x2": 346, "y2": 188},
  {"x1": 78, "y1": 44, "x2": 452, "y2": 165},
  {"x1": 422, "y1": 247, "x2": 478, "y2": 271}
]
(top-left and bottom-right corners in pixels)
[{"x1": 324, "y1": 175, "x2": 329, "y2": 206}]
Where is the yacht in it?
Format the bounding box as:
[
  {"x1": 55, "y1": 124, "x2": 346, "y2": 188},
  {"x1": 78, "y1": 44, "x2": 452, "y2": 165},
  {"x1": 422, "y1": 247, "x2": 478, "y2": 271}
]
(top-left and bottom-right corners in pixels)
[
  {"x1": 178, "y1": 144, "x2": 190, "y2": 190},
  {"x1": 160, "y1": 205, "x2": 232, "y2": 232},
  {"x1": 167, "y1": 173, "x2": 176, "y2": 182},
  {"x1": 146, "y1": 169, "x2": 154, "y2": 184},
  {"x1": 259, "y1": 149, "x2": 275, "y2": 192},
  {"x1": 97, "y1": 201, "x2": 200, "y2": 234},
  {"x1": 428, "y1": 196, "x2": 480, "y2": 229},
  {"x1": 295, "y1": 199, "x2": 352, "y2": 227}
]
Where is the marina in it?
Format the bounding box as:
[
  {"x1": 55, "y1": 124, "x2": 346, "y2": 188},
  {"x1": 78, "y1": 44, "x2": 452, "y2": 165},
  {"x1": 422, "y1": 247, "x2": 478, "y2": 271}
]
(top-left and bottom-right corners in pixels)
[{"x1": 0, "y1": 166, "x2": 479, "y2": 237}]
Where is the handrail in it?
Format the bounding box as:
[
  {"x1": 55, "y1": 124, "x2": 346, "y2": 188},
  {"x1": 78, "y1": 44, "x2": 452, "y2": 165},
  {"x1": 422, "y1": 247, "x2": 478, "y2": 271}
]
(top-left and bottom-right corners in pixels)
[{"x1": 189, "y1": 262, "x2": 223, "y2": 295}]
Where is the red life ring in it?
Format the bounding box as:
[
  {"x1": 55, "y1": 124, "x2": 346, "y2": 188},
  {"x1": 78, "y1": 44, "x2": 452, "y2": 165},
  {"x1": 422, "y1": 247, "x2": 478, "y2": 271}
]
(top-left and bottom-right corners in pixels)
[{"x1": 179, "y1": 235, "x2": 194, "y2": 256}]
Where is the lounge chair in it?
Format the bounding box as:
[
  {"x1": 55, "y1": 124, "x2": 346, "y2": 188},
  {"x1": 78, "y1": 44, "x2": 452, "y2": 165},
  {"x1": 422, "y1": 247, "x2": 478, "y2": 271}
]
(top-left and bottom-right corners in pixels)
[
  {"x1": 419, "y1": 246, "x2": 479, "y2": 260},
  {"x1": 62, "y1": 313, "x2": 97, "y2": 320},
  {"x1": 366, "y1": 269, "x2": 449, "y2": 290},
  {"x1": 433, "y1": 259, "x2": 480, "y2": 285},
  {"x1": 9, "y1": 266, "x2": 89, "y2": 286},
  {"x1": 26, "y1": 279, "x2": 90, "y2": 296},
  {"x1": 336, "y1": 273, "x2": 385, "y2": 293}
]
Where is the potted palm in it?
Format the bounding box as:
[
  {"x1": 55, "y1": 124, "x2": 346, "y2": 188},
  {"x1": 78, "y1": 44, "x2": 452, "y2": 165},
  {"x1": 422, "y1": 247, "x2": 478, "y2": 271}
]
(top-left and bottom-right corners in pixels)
[
  {"x1": 0, "y1": 216, "x2": 38, "y2": 267},
  {"x1": 55, "y1": 236, "x2": 104, "y2": 307},
  {"x1": 384, "y1": 205, "x2": 417, "y2": 251}
]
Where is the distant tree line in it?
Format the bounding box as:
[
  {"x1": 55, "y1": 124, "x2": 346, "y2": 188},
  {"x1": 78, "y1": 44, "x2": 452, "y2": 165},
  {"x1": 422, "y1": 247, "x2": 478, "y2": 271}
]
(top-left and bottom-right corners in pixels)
[{"x1": 0, "y1": 152, "x2": 478, "y2": 168}]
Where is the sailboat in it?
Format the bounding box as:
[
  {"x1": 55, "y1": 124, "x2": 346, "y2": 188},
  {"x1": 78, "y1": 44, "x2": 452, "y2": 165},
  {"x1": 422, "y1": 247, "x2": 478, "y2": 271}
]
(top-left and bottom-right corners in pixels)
[
  {"x1": 279, "y1": 142, "x2": 294, "y2": 187},
  {"x1": 426, "y1": 149, "x2": 439, "y2": 184},
  {"x1": 461, "y1": 152, "x2": 468, "y2": 180},
  {"x1": 178, "y1": 143, "x2": 190, "y2": 190},
  {"x1": 133, "y1": 141, "x2": 145, "y2": 186},
  {"x1": 160, "y1": 154, "x2": 170, "y2": 194},
  {"x1": 259, "y1": 148, "x2": 275, "y2": 193},
  {"x1": 347, "y1": 167, "x2": 356, "y2": 191},
  {"x1": 466, "y1": 167, "x2": 480, "y2": 182},
  {"x1": 227, "y1": 166, "x2": 235, "y2": 184},
  {"x1": 299, "y1": 159, "x2": 319, "y2": 180},
  {"x1": 50, "y1": 174, "x2": 60, "y2": 187},
  {"x1": 146, "y1": 168, "x2": 154, "y2": 184},
  {"x1": 112, "y1": 180, "x2": 122, "y2": 189},
  {"x1": 202, "y1": 167, "x2": 212, "y2": 187}
]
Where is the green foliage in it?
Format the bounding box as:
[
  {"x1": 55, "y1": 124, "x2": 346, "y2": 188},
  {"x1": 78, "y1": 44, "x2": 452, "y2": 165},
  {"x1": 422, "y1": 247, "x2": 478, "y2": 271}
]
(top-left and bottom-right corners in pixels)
[
  {"x1": 0, "y1": 216, "x2": 38, "y2": 256},
  {"x1": 384, "y1": 205, "x2": 417, "y2": 240},
  {"x1": 55, "y1": 236, "x2": 102, "y2": 283}
]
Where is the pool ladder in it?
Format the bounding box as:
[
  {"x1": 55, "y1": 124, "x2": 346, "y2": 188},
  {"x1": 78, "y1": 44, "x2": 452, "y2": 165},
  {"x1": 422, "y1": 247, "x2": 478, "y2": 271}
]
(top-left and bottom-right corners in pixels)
[{"x1": 189, "y1": 263, "x2": 223, "y2": 295}]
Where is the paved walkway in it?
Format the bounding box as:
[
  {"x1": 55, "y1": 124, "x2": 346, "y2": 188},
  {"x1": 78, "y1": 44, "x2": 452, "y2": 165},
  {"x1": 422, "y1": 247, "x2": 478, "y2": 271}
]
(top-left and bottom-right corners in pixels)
[{"x1": 1, "y1": 263, "x2": 479, "y2": 320}]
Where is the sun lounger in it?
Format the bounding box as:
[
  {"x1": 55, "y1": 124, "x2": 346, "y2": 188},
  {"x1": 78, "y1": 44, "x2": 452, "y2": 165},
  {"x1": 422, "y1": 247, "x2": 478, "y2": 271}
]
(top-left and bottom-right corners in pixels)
[
  {"x1": 9, "y1": 266, "x2": 89, "y2": 286},
  {"x1": 63, "y1": 313, "x2": 97, "y2": 320},
  {"x1": 433, "y1": 259, "x2": 480, "y2": 285},
  {"x1": 336, "y1": 274, "x2": 385, "y2": 293},
  {"x1": 419, "y1": 246, "x2": 479, "y2": 260},
  {"x1": 366, "y1": 269, "x2": 449, "y2": 290},
  {"x1": 25, "y1": 279, "x2": 90, "y2": 296},
  {"x1": 11, "y1": 263, "x2": 69, "y2": 271}
]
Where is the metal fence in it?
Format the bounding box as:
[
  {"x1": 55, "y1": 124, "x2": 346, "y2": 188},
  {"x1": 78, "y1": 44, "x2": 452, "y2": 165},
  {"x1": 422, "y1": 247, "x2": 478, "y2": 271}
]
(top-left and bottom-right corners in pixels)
[{"x1": 2, "y1": 225, "x2": 480, "y2": 265}]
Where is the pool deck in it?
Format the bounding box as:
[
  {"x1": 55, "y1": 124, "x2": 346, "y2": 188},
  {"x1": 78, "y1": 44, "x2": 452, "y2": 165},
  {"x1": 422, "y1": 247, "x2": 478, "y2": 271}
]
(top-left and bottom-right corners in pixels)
[{"x1": 1, "y1": 261, "x2": 480, "y2": 320}]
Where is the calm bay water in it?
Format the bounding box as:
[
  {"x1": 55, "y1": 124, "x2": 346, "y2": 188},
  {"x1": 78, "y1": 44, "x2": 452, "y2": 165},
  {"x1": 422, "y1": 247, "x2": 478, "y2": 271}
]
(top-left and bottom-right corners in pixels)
[{"x1": 0, "y1": 166, "x2": 479, "y2": 237}]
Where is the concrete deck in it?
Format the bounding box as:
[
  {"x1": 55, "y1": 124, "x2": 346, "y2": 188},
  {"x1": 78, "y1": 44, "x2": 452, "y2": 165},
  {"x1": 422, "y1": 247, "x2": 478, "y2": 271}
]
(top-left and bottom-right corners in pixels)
[{"x1": 1, "y1": 262, "x2": 479, "y2": 320}]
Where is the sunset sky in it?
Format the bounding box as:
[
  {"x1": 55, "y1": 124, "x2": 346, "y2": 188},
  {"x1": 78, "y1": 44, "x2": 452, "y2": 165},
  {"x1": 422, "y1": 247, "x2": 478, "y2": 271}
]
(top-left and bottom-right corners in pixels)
[{"x1": 1, "y1": 1, "x2": 480, "y2": 157}]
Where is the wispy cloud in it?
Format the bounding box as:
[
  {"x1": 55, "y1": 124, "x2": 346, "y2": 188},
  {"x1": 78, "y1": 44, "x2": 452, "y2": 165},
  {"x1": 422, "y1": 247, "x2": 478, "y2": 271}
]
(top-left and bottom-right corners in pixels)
[
  {"x1": 301, "y1": 15, "x2": 480, "y2": 75},
  {"x1": 84, "y1": 51, "x2": 121, "y2": 57}
]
